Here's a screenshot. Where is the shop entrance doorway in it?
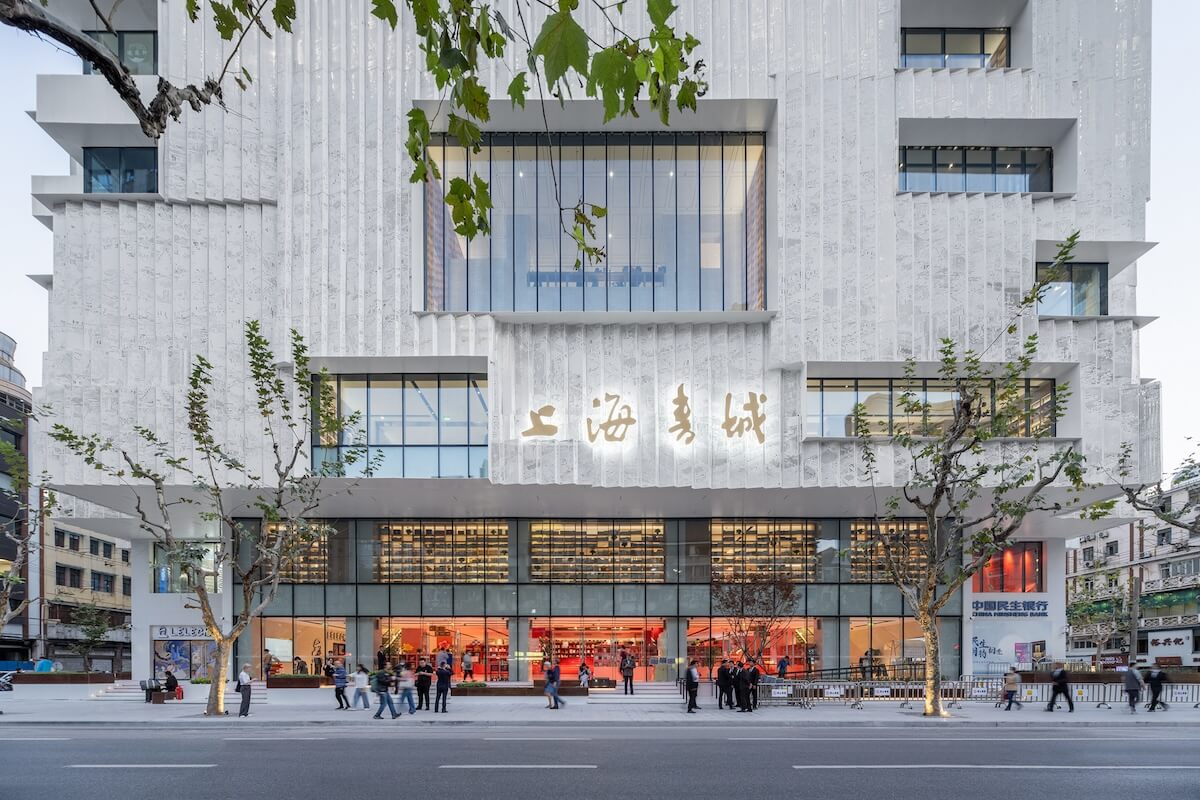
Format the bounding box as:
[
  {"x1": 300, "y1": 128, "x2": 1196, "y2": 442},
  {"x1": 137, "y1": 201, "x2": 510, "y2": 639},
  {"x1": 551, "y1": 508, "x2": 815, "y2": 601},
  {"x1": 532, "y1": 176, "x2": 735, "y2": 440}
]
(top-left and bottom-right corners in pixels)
[{"x1": 530, "y1": 618, "x2": 665, "y2": 683}]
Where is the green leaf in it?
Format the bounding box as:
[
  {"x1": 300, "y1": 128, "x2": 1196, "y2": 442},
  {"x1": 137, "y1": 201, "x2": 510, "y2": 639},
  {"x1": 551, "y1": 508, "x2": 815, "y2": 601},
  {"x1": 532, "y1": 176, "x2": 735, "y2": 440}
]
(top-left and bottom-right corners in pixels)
[
  {"x1": 272, "y1": 0, "x2": 296, "y2": 32},
  {"x1": 456, "y1": 76, "x2": 491, "y2": 122},
  {"x1": 507, "y1": 72, "x2": 529, "y2": 108},
  {"x1": 371, "y1": 0, "x2": 398, "y2": 28},
  {"x1": 446, "y1": 113, "x2": 482, "y2": 149},
  {"x1": 634, "y1": 53, "x2": 651, "y2": 82},
  {"x1": 241, "y1": 65, "x2": 253, "y2": 85},
  {"x1": 532, "y1": 11, "x2": 590, "y2": 87},
  {"x1": 588, "y1": 47, "x2": 639, "y2": 122},
  {"x1": 683, "y1": 33, "x2": 700, "y2": 53},
  {"x1": 676, "y1": 77, "x2": 698, "y2": 113},
  {"x1": 186, "y1": 0, "x2": 201, "y2": 21},
  {"x1": 210, "y1": 2, "x2": 244, "y2": 39},
  {"x1": 647, "y1": 0, "x2": 677, "y2": 27},
  {"x1": 590, "y1": 204, "x2": 606, "y2": 218}
]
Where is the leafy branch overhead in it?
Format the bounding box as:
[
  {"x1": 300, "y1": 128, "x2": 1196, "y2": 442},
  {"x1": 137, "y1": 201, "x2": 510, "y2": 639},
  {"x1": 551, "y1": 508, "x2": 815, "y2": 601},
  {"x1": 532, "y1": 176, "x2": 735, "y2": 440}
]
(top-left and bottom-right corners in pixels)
[
  {"x1": 388, "y1": 0, "x2": 706, "y2": 266},
  {"x1": 1, "y1": 1, "x2": 705, "y2": 267}
]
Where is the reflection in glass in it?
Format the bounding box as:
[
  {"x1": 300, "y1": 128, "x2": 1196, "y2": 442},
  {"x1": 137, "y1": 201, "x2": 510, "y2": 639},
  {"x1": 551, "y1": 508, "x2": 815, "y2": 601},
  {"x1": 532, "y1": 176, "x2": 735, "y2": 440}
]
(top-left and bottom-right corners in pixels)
[
  {"x1": 901, "y1": 147, "x2": 1052, "y2": 193},
  {"x1": 424, "y1": 133, "x2": 766, "y2": 312}
]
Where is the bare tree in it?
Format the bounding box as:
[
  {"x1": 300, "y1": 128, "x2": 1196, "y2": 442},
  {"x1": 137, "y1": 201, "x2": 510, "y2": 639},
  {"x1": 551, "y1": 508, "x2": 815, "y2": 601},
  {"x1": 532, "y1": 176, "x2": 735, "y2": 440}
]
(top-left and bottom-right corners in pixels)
[
  {"x1": 1117, "y1": 445, "x2": 1200, "y2": 540},
  {"x1": 50, "y1": 320, "x2": 369, "y2": 716},
  {"x1": 853, "y1": 233, "x2": 1097, "y2": 716},
  {"x1": 710, "y1": 573, "x2": 800, "y2": 668}
]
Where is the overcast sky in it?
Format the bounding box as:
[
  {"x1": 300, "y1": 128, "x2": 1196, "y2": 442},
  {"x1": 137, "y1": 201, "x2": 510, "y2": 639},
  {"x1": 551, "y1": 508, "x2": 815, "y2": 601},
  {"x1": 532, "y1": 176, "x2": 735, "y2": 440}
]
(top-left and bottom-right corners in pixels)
[{"x1": 0, "y1": 4, "x2": 1197, "y2": 477}]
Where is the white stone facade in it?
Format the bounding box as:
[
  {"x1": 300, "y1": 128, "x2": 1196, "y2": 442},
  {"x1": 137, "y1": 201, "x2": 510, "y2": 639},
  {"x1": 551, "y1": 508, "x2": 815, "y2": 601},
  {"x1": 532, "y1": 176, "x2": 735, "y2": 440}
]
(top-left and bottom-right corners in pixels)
[{"x1": 26, "y1": 0, "x2": 1158, "y2": 679}]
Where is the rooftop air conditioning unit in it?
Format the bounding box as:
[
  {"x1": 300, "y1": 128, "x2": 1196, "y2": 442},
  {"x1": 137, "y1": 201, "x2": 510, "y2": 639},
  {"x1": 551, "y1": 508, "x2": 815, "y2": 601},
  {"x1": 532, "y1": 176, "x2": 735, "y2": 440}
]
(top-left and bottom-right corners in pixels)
[
  {"x1": 1099, "y1": 531, "x2": 1110, "y2": 539},
  {"x1": 1141, "y1": 552, "x2": 1152, "y2": 559},
  {"x1": 1084, "y1": 560, "x2": 1095, "y2": 568}
]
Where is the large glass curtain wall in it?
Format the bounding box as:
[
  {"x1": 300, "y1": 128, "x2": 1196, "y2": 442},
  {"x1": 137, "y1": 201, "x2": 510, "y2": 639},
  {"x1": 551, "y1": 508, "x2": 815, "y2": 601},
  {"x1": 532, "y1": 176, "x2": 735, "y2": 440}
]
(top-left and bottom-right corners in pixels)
[
  {"x1": 424, "y1": 132, "x2": 767, "y2": 312},
  {"x1": 899, "y1": 146, "x2": 1052, "y2": 193},
  {"x1": 312, "y1": 374, "x2": 488, "y2": 478}
]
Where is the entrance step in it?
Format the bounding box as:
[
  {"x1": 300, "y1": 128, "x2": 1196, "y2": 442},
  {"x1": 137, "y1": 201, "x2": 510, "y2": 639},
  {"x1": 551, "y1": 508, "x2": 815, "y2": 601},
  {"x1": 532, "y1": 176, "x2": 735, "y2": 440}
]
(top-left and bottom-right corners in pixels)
[
  {"x1": 90, "y1": 679, "x2": 268, "y2": 704},
  {"x1": 587, "y1": 682, "x2": 684, "y2": 704}
]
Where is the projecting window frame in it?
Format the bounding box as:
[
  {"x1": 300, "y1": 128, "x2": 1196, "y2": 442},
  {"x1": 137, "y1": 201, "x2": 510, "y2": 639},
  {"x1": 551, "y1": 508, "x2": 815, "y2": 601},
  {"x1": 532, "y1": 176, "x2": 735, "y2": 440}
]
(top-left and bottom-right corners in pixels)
[
  {"x1": 899, "y1": 146, "x2": 1052, "y2": 193},
  {"x1": 311, "y1": 373, "x2": 489, "y2": 479},
  {"x1": 1036, "y1": 262, "x2": 1109, "y2": 316},
  {"x1": 805, "y1": 377, "x2": 1057, "y2": 438},
  {"x1": 900, "y1": 27, "x2": 1011, "y2": 69},
  {"x1": 422, "y1": 131, "x2": 768, "y2": 313},
  {"x1": 82, "y1": 146, "x2": 158, "y2": 194}
]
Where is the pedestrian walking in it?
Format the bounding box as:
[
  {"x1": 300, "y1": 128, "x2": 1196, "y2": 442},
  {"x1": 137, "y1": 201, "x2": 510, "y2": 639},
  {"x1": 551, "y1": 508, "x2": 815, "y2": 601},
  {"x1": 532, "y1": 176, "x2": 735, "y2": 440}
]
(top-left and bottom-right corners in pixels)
[
  {"x1": 352, "y1": 664, "x2": 371, "y2": 709},
  {"x1": 415, "y1": 658, "x2": 433, "y2": 710},
  {"x1": 1002, "y1": 668, "x2": 1023, "y2": 710},
  {"x1": 543, "y1": 660, "x2": 566, "y2": 709},
  {"x1": 1044, "y1": 666, "x2": 1074, "y2": 712},
  {"x1": 685, "y1": 659, "x2": 701, "y2": 713},
  {"x1": 578, "y1": 662, "x2": 591, "y2": 690},
  {"x1": 461, "y1": 650, "x2": 474, "y2": 680},
  {"x1": 620, "y1": 652, "x2": 636, "y2": 695},
  {"x1": 397, "y1": 663, "x2": 417, "y2": 714},
  {"x1": 747, "y1": 660, "x2": 761, "y2": 709},
  {"x1": 434, "y1": 660, "x2": 452, "y2": 713},
  {"x1": 237, "y1": 663, "x2": 253, "y2": 717},
  {"x1": 777, "y1": 655, "x2": 790, "y2": 681},
  {"x1": 716, "y1": 659, "x2": 734, "y2": 710},
  {"x1": 332, "y1": 659, "x2": 350, "y2": 709},
  {"x1": 373, "y1": 662, "x2": 399, "y2": 719},
  {"x1": 1147, "y1": 663, "x2": 1170, "y2": 711},
  {"x1": 1123, "y1": 663, "x2": 1145, "y2": 714}
]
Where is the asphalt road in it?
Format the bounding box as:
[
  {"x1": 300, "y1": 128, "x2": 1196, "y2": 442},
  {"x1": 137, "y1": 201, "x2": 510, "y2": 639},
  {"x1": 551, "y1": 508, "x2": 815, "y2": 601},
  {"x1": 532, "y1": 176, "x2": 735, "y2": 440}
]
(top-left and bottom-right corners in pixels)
[{"x1": 3, "y1": 725, "x2": 1196, "y2": 799}]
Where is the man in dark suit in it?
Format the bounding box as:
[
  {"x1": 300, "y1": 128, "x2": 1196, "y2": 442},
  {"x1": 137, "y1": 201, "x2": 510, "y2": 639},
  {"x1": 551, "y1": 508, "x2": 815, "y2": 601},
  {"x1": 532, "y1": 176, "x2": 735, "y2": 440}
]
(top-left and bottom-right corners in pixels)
[
  {"x1": 734, "y1": 661, "x2": 752, "y2": 712},
  {"x1": 747, "y1": 661, "x2": 761, "y2": 709},
  {"x1": 716, "y1": 659, "x2": 734, "y2": 709},
  {"x1": 685, "y1": 659, "x2": 701, "y2": 712}
]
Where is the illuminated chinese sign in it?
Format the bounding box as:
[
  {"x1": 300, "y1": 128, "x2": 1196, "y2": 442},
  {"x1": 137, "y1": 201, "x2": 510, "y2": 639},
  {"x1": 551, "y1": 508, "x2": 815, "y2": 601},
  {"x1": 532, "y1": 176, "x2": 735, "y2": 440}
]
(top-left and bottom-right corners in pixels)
[
  {"x1": 971, "y1": 600, "x2": 1049, "y2": 618},
  {"x1": 520, "y1": 384, "x2": 768, "y2": 445}
]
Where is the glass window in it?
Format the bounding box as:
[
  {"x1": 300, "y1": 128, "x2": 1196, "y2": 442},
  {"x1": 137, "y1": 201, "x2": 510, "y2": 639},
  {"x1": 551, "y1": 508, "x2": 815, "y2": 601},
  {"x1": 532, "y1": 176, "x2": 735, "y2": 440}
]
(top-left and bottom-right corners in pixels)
[
  {"x1": 439, "y1": 376, "x2": 469, "y2": 446},
  {"x1": 54, "y1": 530, "x2": 65, "y2": 548},
  {"x1": 902, "y1": 30, "x2": 944, "y2": 69},
  {"x1": 806, "y1": 377, "x2": 1055, "y2": 438},
  {"x1": 339, "y1": 377, "x2": 367, "y2": 445},
  {"x1": 425, "y1": 132, "x2": 766, "y2": 312},
  {"x1": 69, "y1": 534, "x2": 80, "y2": 551},
  {"x1": 403, "y1": 377, "x2": 439, "y2": 445},
  {"x1": 122, "y1": 576, "x2": 132, "y2": 595},
  {"x1": 972, "y1": 542, "x2": 1044, "y2": 592},
  {"x1": 902, "y1": 147, "x2": 1051, "y2": 193},
  {"x1": 83, "y1": 30, "x2": 157, "y2": 75},
  {"x1": 900, "y1": 148, "x2": 934, "y2": 192},
  {"x1": 630, "y1": 137, "x2": 655, "y2": 312},
  {"x1": 1037, "y1": 262, "x2": 1108, "y2": 316},
  {"x1": 90, "y1": 538, "x2": 100, "y2": 556},
  {"x1": 901, "y1": 28, "x2": 1010, "y2": 69}
]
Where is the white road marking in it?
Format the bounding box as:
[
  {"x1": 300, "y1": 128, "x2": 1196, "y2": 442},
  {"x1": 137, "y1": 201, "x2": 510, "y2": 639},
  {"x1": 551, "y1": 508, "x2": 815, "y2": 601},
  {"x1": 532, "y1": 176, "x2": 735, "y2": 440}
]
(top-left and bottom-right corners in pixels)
[
  {"x1": 793, "y1": 765, "x2": 1200, "y2": 770},
  {"x1": 0, "y1": 737, "x2": 71, "y2": 741},
  {"x1": 224, "y1": 737, "x2": 327, "y2": 741},
  {"x1": 439, "y1": 765, "x2": 597, "y2": 770},
  {"x1": 736, "y1": 736, "x2": 1200, "y2": 742},
  {"x1": 482, "y1": 737, "x2": 592, "y2": 741},
  {"x1": 68, "y1": 765, "x2": 217, "y2": 769}
]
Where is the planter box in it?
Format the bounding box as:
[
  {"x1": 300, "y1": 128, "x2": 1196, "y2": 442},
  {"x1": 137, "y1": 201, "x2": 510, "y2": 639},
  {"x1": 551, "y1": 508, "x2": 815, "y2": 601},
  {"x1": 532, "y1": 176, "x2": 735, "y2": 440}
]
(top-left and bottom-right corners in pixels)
[
  {"x1": 11, "y1": 672, "x2": 128, "y2": 685},
  {"x1": 266, "y1": 675, "x2": 321, "y2": 689}
]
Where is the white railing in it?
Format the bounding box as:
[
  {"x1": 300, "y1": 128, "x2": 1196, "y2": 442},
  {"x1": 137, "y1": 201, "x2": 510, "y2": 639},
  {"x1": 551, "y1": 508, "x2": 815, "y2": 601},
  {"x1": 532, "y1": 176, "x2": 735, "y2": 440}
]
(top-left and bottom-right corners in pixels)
[
  {"x1": 1142, "y1": 573, "x2": 1200, "y2": 592},
  {"x1": 1138, "y1": 613, "x2": 1200, "y2": 630}
]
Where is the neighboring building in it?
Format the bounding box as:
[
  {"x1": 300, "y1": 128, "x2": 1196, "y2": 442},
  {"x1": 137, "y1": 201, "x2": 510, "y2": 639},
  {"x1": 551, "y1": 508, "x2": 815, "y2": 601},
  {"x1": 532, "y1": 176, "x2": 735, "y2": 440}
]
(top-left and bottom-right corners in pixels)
[
  {"x1": 1066, "y1": 477, "x2": 1200, "y2": 671},
  {"x1": 27, "y1": 1, "x2": 1158, "y2": 682},
  {"x1": 35, "y1": 520, "x2": 132, "y2": 672},
  {"x1": 0, "y1": 331, "x2": 33, "y2": 661}
]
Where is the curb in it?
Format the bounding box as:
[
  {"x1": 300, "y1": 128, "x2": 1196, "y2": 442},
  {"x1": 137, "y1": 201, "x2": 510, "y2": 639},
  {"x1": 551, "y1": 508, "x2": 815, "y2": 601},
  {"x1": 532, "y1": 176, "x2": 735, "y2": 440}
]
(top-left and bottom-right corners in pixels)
[{"x1": 2, "y1": 717, "x2": 1200, "y2": 728}]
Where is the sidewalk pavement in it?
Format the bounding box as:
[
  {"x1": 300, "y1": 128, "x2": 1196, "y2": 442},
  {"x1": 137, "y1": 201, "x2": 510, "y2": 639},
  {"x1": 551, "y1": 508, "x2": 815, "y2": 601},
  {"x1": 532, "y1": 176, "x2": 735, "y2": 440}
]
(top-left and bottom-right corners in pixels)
[{"x1": 2, "y1": 684, "x2": 1199, "y2": 726}]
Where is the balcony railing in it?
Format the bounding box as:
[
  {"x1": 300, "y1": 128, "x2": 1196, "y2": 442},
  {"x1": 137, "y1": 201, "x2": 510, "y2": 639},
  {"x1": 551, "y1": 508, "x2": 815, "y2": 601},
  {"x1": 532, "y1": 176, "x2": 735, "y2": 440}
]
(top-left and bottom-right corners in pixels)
[
  {"x1": 1142, "y1": 573, "x2": 1200, "y2": 593},
  {"x1": 1067, "y1": 539, "x2": 1198, "y2": 575},
  {"x1": 1138, "y1": 613, "x2": 1200, "y2": 631}
]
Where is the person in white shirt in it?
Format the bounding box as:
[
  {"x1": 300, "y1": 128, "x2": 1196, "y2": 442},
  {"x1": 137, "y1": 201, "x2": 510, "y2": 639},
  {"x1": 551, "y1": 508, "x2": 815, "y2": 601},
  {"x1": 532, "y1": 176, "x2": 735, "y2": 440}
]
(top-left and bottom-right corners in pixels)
[
  {"x1": 352, "y1": 664, "x2": 371, "y2": 709},
  {"x1": 237, "y1": 663, "x2": 253, "y2": 717}
]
